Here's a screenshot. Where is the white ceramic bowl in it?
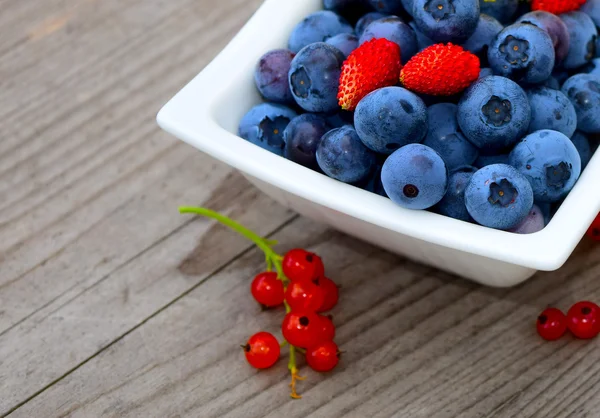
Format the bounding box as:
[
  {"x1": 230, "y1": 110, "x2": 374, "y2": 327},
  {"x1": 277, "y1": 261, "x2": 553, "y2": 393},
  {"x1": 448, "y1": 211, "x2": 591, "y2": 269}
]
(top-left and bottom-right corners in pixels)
[{"x1": 157, "y1": 0, "x2": 600, "y2": 287}]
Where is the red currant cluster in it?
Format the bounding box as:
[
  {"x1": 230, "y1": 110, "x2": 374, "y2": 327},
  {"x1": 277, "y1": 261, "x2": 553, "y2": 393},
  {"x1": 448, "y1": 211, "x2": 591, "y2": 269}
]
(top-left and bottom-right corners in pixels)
[
  {"x1": 179, "y1": 207, "x2": 340, "y2": 399},
  {"x1": 246, "y1": 249, "x2": 341, "y2": 378},
  {"x1": 537, "y1": 301, "x2": 600, "y2": 341}
]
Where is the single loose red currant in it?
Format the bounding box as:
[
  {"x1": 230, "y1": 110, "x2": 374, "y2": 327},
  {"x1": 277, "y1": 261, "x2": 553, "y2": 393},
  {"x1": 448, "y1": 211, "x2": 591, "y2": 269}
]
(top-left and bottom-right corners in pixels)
[
  {"x1": 285, "y1": 280, "x2": 324, "y2": 312},
  {"x1": 282, "y1": 249, "x2": 325, "y2": 282},
  {"x1": 251, "y1": 272, "x2": 285, "y2": 308},
  {"x1": 281, "y1": 311, "x2": 321, "y2": 348},
  {"x1": 567, "y1": 301, "x2": 600, "y2": 339},
  {"x1": 306, "y1": 341, "x2": 340, "y2": 372},
  {"x1": 317, "y1": 315, "x2": 336, "y2": 343},
  {"x1": 316, "y1": 277, "x2": 339, "y2": 312},
  {"x1": 243, "y1": 332, "x2": 281, "y2": 369},
  {"x1": 586, "y1": 213, "x2": 600, "y2": 241},
  {"x1": 536, "y1": 307, "x2": 567, "y2": 341}
]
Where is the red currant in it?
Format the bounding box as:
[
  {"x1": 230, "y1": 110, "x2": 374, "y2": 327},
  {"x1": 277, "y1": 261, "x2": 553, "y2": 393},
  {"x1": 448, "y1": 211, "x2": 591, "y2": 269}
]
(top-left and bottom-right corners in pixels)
[
  {"x1": 586, "y1": 213, "x2": 600, "y2": 241},
  {"x1": 251, "y1": 272, "x2": 284, "y2": 308},
  {"x1": 285, "y1": 280, "x2": 324, "y2": 312},
  {"x1": 317, "y1": 315, "x2": 336, "y2": 343},
  {"x1": 243, "y1": 332, "x2": 281, "y2": 369},
  {"x1": 316, "y1": 277, "x2": 339, "y2": 312},
  {"x1": 282, "y1": 249, "x2": 325, "y2": 282},
  {"x1": 306, "y1": 341, "x2": 340, "y2": 372},
  {"x1": 281, "y1": 311, "x2": 322, "y2": 348},
  {"x1": 536, "y1": 307, "x2": 567, "y2": 341},
  {"x1": 567, "y1": 301, "x2": 600, "y2": 339}
]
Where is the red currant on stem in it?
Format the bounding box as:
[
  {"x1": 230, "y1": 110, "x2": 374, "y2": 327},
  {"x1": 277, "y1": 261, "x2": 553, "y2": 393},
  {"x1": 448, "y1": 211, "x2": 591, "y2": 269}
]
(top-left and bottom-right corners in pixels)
[
  {"x1": 536, "y1": 307, "x2": 567, "y2": 341},
  {"x1": 179, "y1": 207, "x2": 329, "y2": 399},
  {"x1": 283, "y1": 248, "x2": 325, "y2": 283},
  {"x1": 317, "y1": 314, "x2": 336, "y2": 343},
  {"x1": 251, "y1": 272, "x2": 285, "y2": 308},
  {"x1": 282, "y1": 311, "x2": 322, "y2": 348},
  {"x1": 243, "y1": 332, "x2": 281, "y2": 369},
  {"x1": 306, "y1": 341, "x2": 341, "y2": 372},
  {"x1": 317, "y1": 277, "x2": 339, "y2": 312},
  {"x1": 567, "y1": 301, "x2": 600, "y2": 339},
  {"x1": 586, "y1": 213, "x2": 600, "y2": 241},
  {"x1": 285, "y1": 280, "x2": 325, "y2": 312}
]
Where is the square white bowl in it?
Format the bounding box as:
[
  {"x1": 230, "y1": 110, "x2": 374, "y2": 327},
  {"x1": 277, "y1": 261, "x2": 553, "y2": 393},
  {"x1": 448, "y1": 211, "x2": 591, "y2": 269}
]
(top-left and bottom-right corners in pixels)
[{"x1": 157, "y1": 0, "x2": 600, "y2": 287}]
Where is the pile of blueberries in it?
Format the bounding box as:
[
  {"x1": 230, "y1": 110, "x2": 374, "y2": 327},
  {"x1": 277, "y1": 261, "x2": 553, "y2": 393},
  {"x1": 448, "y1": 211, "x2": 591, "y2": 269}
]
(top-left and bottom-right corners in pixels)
[{"x1": 238, "y1": 0, "x2": 600, "y2": 233}]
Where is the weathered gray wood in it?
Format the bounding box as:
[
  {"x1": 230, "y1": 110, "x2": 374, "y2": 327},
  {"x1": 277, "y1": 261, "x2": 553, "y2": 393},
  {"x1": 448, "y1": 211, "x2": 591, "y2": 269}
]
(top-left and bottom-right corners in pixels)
[
  {"x1": 4, "y1": 0, "x2": 600, "y2": 417},
  {"x1": 9, "y1": 220, "x2": 600, "y2": 418}
]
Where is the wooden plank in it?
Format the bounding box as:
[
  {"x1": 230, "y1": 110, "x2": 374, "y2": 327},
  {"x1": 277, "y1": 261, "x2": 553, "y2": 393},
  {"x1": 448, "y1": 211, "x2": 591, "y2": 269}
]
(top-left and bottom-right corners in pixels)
[
  {"x1": 4, "y1": 0, "x2": 600, "y2": 416},
  {"x1": 8, "y1": 236, "x2": 600, "y2": 418},
  {"x1": 0, "y1": 165, "x2": 293, "y2": 414},
  {"x1": 0, "y1": 0, "x2": 280, "y2": 413},
  {"x1": 0, "y1": 0, "x2": 263, "y2": 316}
]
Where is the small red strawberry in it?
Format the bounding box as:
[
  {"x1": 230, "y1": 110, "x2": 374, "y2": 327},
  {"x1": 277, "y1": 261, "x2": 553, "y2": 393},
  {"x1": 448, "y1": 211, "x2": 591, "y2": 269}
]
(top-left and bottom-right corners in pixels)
[
  {"x1": 400, "y1": 43, "x2": 480, "y2": 96},
  {"x1": 338, "y1": 38, "x2": 402, "y2": 111},
  {"x1": 532, "y1": 0, "x2": 585, "y2": 15}
]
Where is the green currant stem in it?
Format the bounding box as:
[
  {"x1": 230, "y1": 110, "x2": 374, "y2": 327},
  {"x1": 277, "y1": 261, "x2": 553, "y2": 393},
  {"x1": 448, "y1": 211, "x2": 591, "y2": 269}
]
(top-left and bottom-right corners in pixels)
[
  {"x1": 179, "y1": 207, "x2": 288, "y2": 284},
  {"x1": 179, "y1": 207, "x2": 273, "y2": 253},
  {"x1": 179, "y1": 206, "x2": 301, "y2": 397},
  {"x1": 289, "y1": 345, "x2": 298, "y2": 371}
]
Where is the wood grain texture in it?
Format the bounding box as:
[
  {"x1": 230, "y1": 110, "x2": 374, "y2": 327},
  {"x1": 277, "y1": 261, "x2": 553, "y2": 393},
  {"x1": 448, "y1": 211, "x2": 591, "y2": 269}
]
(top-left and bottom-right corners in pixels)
[{"x1": 3, "y1": 0, "x2": 600, "y2": 417}]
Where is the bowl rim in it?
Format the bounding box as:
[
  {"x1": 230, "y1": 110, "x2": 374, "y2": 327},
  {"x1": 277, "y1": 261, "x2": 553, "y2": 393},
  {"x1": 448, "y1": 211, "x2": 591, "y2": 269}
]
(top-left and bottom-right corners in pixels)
[{"x1": 157, "y1": 0, "x2": 600, "y2": 272}]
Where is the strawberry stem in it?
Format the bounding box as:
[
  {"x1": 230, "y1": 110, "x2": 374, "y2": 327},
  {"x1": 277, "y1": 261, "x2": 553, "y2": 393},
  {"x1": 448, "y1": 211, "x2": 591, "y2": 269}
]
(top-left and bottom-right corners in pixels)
[{"x1": 179, "y1": 206, "x2": 302, "y2": 398}]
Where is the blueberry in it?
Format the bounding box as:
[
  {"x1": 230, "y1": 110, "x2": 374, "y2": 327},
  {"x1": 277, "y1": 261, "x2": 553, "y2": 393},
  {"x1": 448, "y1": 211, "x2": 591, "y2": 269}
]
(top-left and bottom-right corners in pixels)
[
  {"x1": 238, "y1": 103, "x2": 298, "y2": 155},
  {"x1": 536, "y1": 201, "x2": 552, "y2": 225},
  {"x1": 541, "y1": 76, "x2": 561, "y2": 90},
  {"x1": 409, "y1": 21, "x2": 436, "y2": 50},
  {"x1": 508, "y1": 204, "x2": 546, "y2": 234},
  {"x1": 583, "y1": 58, "x2": 600, "y2": 76},
  {"x1": 356, "y1": 163, "x2": 389, "y2": 197},
  {"x1": 368, "y1": 0, "x2": 405, "y2": 14},
  {"x1": 465, "y1": 163, "x2": 534, "y2": 229},
  {"x1": 562, "y1": 73, "x2": 600, "y2": 133},
  {"x1": 516, "y1": 12, "x2": 571, "y2": 65},
  {"x1": 322, "y1": 110, "x2": 355, "y2": 128},
  {"x1": 412, "y1": 0, "x2": 480, "y2": 43},
  {"x1": 479, "y1": 0, "x2": 517, "y2": 24},
  {"x1": 462, "y1": 14, "x2": 504, "y2": 63},
  {"x1": 359, "y1": 16, "x2": 418, "y2": 63},
  {"x1": 401, "y1": 0, "x2": 417, "y2": 16},
  {"x1": 325, "y1": 33, "x2": 359, "y2": 57},
  {"x1": 289, "y1": 43, "x2": 344, "y2": 113},
  {"x1": 474, "y1": 153, "x2": 510, "y2": 167},
  {"x1": 478, "y1": 67, "x2": 494, "y2": 78},
  {"x1": 526, "y1": 86, "x2": 577, "y2": 138},
  {"x1": 354, "y1": 86, "x2": 428, "y2": 154},
  {"x1": 570, "y1": 131, "x2": 592, "y2": 170},
  {"x1": 488, "y1": 23, "x2": 555, "y2": 84},
  {"x1": 434, "y1": 168, "x2": 475, "y2": 221},
  {"x1": 509, "y1": 129, "x2": 581, "y2": 202},
  {"x1": 283, "y1": 114, "x2": 329, "y2": 170},
  {"x1": 288, "y1": 11, "x2": 354, "y2": 53},
  {"x1": 381, "y1": 144, "x2": 448, "y2": 209},
  {"x1": 355, "y1": 12, "x2": 389, "y2": 37},
  {"x1": 458, "y1": 76, "x2": 531, "y2": 153},
  {"x1": 559, "y1": 12, "x2": 597, "y2": 69},
  {"x1": 324, "y1": 0, "x2": 373, "y2": 24},
  {"x1": 254, "y1": 49, "x2": 295, "y2": 105},
  {"x1": 317, "y1": 125, "x2": 377, "y2": 183},
  {"x1": 422, "y1": 103, "x2": 479, "y2": 170},
  {"x1": 552, "y1": 69, "x2": 570, "y2": 85},
  {"x1": 581, "y1": 0, "x2": 600, "y2": 27}
]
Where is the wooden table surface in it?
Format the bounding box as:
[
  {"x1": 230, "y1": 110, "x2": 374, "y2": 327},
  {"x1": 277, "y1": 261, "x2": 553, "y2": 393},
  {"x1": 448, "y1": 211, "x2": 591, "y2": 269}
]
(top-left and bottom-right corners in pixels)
[{"x1": 3, "y1": 0, "x2": 600, "y2": 417}]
